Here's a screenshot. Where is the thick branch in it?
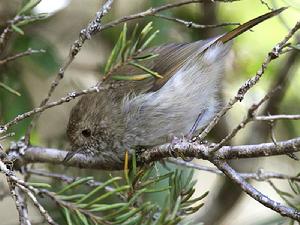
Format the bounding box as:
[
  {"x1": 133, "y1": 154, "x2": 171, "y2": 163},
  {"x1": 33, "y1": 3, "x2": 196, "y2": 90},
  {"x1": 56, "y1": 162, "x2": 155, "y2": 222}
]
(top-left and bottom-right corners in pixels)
[{"x1": 10, "y1": 137, "x2": 300, "y2": 169}]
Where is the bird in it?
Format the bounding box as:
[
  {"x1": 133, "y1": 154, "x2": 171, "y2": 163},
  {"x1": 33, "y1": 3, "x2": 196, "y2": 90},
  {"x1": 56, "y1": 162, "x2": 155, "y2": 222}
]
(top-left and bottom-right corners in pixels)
[{"x1": 65, "y1": 8, "x2": 286, "y2": 170}]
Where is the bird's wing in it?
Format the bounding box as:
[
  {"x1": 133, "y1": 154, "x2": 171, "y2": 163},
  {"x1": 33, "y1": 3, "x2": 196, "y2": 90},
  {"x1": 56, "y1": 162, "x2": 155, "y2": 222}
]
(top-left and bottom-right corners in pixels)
[
  {"x1": 108, "y1": 7, "x2": 286, "y2": 93},
  {"x1": 107, "y1": 38, "x2": 215, "y2": 95}
]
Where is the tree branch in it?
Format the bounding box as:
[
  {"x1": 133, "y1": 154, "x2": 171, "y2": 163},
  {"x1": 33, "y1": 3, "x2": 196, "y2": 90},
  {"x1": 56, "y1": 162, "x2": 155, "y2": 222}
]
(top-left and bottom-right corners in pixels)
[
  {"x1": 8, "y1": 136, "x2": 300, "y2": 170},
  {"x1": 152, "y1": 14, "x2": 240, "y2": 29},
  {"x1": 99, "y1": 0, "x2": 241, "y2": 31},
  {"x1": 0, "y1": 48, "x2": 45, "y2": 65},
  {"x1": 168, "y1": 158, "x2": 300, "y2": 182},
  {"x1": 212, "y1": 160, "x2": 300, "y2": 221}
]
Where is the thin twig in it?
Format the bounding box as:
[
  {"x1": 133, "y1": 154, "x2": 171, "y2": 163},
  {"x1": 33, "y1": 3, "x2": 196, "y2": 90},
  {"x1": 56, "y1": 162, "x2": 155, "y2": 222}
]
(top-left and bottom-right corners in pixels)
[
  {"x1": 99, "y1": 0, "x2": 241, "y2": 31},
  {"x1": 211, "y1": 88, "x2": 278, "y2": 151},
  {"x1": 0, "y1": 160, "x2": 57, "y2": 225},
  {"x1": 16, "y1": 183, "x2": 58, "y2": 225},
  {"x1": 168, "y1": 158, "x2": 300, "y2": 182},
  {"x1": 7, "y1": 182, "x2": 31, "y2": 225},
  {"x1": 0, "y1": 49, "x2": 45, "y2": 65},
  {"x1": 152, "y1": 14, "x2": 240, "y2": 29},
  {"x1": 0, "y1": 14, "x2": 49, "y2": 52},
  {"x1": 212, "y1": 160, "x2": 300, "y2": 220},
  {"x1": 0, "y1": 85, "x2": 108, "y2": 133},
  {"x1": 259, "y1": 0, "x2": 274, "y2": 11},
  {"x1": 255, "y1": 114, "x2": 300, "y2": 121},
  {"x1": 0, "y1": 16, "x2": 23, "y2": 52},
  {"x1": 0, "y1": 132, "x2": 15, "y2": 141}
]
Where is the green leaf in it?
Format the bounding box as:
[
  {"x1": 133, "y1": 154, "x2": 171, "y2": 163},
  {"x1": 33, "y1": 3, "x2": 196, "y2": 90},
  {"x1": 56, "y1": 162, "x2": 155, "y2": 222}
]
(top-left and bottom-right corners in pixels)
[
  {"x1": 18, "y1": 0, "x2": 42, "y2": 15},
  {"x1": 120, "y1": 23, "x2": 128, "y2": 61},
  {"x1": 139, "y1": 30, "x2": 160, "y2": 51},
  {"x1": 140, "y1": 22, "x2": 153, "y2": 41},
  {"x1": 0, "y1": 69, "x2": 33, "y2": 139},
  {"x1": 113, "y1": 203, "x2": 151, "y2": 224},
  {"x1": 121, "y1": 214, "x2": 143, "y2": 225},
  {"x1": 144, "y1": 186, "x2": 171, "y2": 193},
  {"x1": 59, "y1": 194, "x2": 86, "y2": 201},
  {"x1": 129, "y1": 62, "x2": 163, "y2": 78},
  {"x1": 184, "y1": 191, "x2": 209, "y2": 205},
  {"x1": 0, "y1": 82, "x2": 21, "y2": 96},
  {"x1": 130, "y1": 150, "x2": 137, "y2": 183},
  {"x1": 103, "y1": 189, "x2": 146, "y2": 220},
  {"x1": 132, "y1": 53, "x2": 159, "y2": 61},
  {"x1": 183, "y1": 202, "x2": 205, "y2": 215},
  {"x1": 76, "y1": 177, "x2": 122, "y2": 203},
  {"x1": 75, "y1": 210, "x2": 89, "y2": 225},
  {"x1": 104, "y1": 25, "x2": 126, "y2": 74},
  {"x1": 84, "y1": 185, "x2": 130, "y2": 209},
  {"x1": 111, "y1": 74, "x2": 153, "y2": 81},
  {"x1": 63, "y1": 207, "x2": 73, "y2": 225},
  {"x1": 140, "y1": 172, "x2": 173, "y2": 188},
  {"x1": 90, "y1": 203, "x2": 127, "y2": 212},
  {"x1": 27, "y1": 182, "x2": 51, "y2": 189},
  {"x1": 16, "y1": 13, "x2": 49, "y2": 27},
  {"x1": 181, "y1": 188, "x2": 195, "y2": 203},
  {"x1": 170, "y1": 196, "x2": 181, "y2": 220},
  {"x1": 57, "y1": 177, "x2": 94, "y2": 195},
  {"x1": 11, "y1": 25, "x2": 24, "y2": 35}
]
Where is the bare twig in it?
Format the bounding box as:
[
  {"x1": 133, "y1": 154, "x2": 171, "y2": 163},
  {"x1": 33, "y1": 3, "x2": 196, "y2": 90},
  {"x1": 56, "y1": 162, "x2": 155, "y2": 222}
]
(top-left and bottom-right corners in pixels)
[
  {"x1": 152, "y1": 14, "x2": 240, "y2": 29},
  {"x1": 197, "y1": 20, "x2": 300, "y2": 141},
  {"x1": 0, "y1": 132, "x2": 15, "y2": 141},
  {"x1": 0, "y1": 14, "x2": 49, "y2": 52},
  {"x1": 0, "y1": 49, "x2": 45, "y2": 65},
  {"x1": 99, "y1": 0, "x2": 241, "y2": 31},
  {"x1": 0, "y1": 160, "x2": 57, "y2": 225},
  {"x1": 167, "y1": 158, "x2": 222, "y2": 174},
  {"x1": 259, "y1": 0, "x2": 273, "y2": 11},
  {"x1": 255, "y1": 114, "x2": 300, "y2": 121},
  {"x1": 0, "y1": 85, "x2": 108, "y2": 133},
  {"x1": 168, "y1": 158, "x2": 300, "y2": 182},
  {"x1": 7, "y1": 182, "x2": 31, "y2": 225},
  {"x1": 16, "y1": 183, "x2": 58, "y2": 225},
  {"x1": 211, "y1": 88, "x2": 277, "y2": 151},
  {"x1": 212, "y1": 160, "x2": 300, "y2": 220},
  {"x1": 0, "y1": 16, "x2": 23, "y2": 52}
]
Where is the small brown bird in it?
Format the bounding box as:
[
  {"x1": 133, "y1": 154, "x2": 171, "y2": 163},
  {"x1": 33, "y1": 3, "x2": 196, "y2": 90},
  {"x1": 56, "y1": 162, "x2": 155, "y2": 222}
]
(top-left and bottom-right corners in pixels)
[{"x1": 66, "y1": 8, "x2": 286, "y2": 170}]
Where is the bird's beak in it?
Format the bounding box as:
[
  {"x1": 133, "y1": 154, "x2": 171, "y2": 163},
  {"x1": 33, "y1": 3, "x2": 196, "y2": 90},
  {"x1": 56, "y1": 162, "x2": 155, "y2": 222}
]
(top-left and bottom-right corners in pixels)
[{"x1": 63, "y1": 149, "x2": 82, "y2": 162}]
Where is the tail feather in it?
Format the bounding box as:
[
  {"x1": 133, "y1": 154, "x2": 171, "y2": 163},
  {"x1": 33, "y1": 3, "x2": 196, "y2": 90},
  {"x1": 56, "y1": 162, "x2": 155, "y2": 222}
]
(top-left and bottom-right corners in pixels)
[{"x1": 217, "y1": 7, "x2": 287, "y2": 44}]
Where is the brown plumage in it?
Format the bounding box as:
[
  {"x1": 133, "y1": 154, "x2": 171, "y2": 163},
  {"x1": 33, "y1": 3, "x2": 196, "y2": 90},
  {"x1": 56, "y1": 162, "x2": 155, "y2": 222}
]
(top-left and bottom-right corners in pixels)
[{"x1": 66, "y1": 8, "x2": 286, "y2": 169}]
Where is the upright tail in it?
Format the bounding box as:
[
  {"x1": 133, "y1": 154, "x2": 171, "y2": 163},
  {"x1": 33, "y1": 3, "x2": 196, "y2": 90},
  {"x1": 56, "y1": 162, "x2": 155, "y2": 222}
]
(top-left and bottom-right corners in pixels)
[{"x1": 217, "y1": 7, "x2": 287, "y2": 44}]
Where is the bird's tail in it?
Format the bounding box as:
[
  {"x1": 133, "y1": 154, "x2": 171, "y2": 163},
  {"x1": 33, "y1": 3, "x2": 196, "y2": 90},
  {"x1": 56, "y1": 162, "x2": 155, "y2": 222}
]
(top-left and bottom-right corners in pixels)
[{"x1": 217, "y1": 7, "x2": 287, "y2": 44}]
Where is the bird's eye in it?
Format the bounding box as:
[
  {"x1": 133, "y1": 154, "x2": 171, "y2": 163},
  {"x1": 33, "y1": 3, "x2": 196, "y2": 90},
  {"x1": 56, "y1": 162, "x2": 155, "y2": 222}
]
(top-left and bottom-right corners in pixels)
[{"x1": 81, "y1": 129, "x2": 91, "y2": 137}]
